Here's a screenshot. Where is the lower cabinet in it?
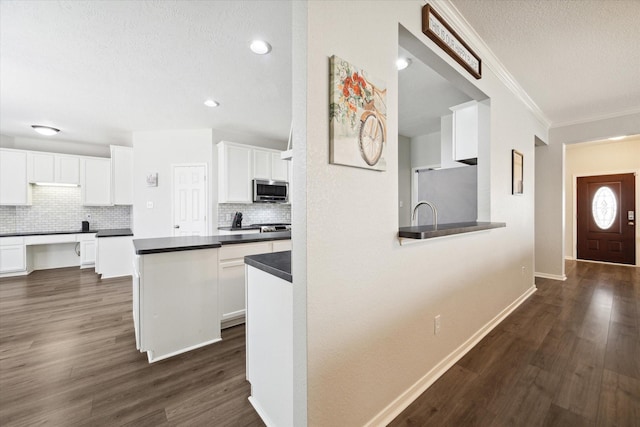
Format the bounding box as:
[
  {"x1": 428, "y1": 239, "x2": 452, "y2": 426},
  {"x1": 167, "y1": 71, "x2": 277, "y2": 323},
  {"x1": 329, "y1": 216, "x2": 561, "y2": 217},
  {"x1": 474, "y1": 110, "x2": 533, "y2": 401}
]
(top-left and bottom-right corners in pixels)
[
  {"x1": 78, "y1": 234, "x2": 97, "y2": 268},
  {"x1": 0, "y1": 237, "x2": 26, "y2": 274},
  {"x1": 95, "y1": 236, "x2": 133, "y2": 278},
  {"x1": 218, "y1": 239, "x2": 291, "y2": 327}
]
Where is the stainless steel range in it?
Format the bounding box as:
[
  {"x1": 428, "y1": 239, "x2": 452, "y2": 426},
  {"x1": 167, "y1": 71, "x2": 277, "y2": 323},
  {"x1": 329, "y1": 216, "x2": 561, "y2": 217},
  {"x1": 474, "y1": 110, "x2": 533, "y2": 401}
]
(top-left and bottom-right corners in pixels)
[{"x1": 251, "y1": 223, "x2": 291, "y2": 233}]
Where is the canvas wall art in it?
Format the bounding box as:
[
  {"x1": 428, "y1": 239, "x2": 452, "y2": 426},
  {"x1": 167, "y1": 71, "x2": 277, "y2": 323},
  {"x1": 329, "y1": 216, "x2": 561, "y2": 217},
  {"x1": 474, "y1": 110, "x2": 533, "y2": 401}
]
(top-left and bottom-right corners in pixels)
[{"x1": 329, "y1": 55, "x2": 387, "y2": 171}]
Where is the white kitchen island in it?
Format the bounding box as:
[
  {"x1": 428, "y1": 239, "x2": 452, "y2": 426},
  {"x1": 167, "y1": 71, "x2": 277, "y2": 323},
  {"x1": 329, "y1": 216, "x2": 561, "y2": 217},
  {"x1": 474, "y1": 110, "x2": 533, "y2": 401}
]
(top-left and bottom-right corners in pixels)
[
  {"x1": 244, "y1": 250, "x2": 293, "y2": 427},
  {"x1": 132, "y1": 232, "x2": 291, "y2": 363}
]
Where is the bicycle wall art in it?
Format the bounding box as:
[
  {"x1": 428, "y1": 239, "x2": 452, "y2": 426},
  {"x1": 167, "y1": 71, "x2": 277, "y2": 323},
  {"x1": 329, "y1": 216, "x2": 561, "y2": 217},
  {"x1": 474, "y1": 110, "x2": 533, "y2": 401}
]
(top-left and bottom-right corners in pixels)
[{"x1": 329, "y1": 55, "x2": 387, "y2": 171}]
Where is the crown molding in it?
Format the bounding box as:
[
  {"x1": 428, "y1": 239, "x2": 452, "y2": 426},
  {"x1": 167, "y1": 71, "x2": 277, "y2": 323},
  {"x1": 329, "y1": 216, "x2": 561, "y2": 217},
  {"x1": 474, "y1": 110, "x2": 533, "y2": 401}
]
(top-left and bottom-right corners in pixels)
[
  {"x1": 549, "y1": 106, "x2": 640, "y2": 129},
  {"x1": 428, "y1": 0, "x2": 552, "y2": 129}
]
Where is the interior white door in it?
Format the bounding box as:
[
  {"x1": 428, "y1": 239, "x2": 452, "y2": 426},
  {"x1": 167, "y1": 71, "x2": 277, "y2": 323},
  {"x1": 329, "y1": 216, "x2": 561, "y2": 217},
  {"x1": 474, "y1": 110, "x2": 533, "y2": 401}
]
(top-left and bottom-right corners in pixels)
[{"x1": 173, "y1": 165, "x2": 207, "y2": 236}]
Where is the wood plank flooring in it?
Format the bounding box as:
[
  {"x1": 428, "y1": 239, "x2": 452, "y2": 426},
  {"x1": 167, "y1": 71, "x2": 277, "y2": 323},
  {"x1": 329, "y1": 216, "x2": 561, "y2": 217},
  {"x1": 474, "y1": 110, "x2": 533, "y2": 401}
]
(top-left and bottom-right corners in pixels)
[
  {"x1": 0, "y1": 267, "x2": 264, "y2": 427},
  {"x1": 390, "y1": 260, "x2": 640, "y2": 426},
  {"x1": 1, "y1": 261, "x2": 638, "y2": 426}
]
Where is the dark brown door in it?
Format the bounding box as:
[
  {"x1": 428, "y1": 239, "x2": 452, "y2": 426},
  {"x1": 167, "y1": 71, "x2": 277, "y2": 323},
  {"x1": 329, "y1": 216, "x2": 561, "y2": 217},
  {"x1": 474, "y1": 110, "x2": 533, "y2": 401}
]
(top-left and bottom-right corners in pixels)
[{"x1": 577, "y1": 173, "x2": 636, "y2": 265}]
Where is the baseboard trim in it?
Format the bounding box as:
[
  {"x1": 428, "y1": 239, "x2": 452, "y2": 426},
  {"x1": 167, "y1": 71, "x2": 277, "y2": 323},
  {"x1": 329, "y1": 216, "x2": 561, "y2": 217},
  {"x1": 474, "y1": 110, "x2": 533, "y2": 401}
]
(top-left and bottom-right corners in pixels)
[
  {"x1": 534, "y1": 272, "x2": 567, "y2": 281},
  {"x1": 565, "y1": 256, "x2": 575, "y2": 261},
  {"x1": 365, "y1": 285, "x2": 537, "y2": 427}
]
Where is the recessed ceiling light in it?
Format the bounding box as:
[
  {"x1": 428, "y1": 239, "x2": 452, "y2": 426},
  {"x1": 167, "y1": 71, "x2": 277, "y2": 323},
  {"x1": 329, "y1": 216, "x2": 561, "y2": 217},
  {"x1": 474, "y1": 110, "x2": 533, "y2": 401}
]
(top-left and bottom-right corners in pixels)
[
  {"x1": 31, "y1": 125, "x2": 60, "y2": 136},
  {"x1": 608, "y1": 135, "x2": 626, "y2": 141},
  {"x1": 250, "y1": 40, "x2": 272, "y2": 55},
  {"x1": 204, "y1": 99, "x2": 219, "y2": 107},
  {"x1": 396, "y1": 58, "x2": 412, "y2": 70}
]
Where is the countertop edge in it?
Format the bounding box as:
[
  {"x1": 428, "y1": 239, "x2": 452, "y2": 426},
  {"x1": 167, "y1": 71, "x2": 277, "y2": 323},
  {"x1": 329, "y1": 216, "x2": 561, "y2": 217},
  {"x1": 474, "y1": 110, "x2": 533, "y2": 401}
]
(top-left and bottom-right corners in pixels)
[
  {"x1": 95, "y1": 229, "x2": 134, "y2": 238},
  {"x1": 245, "y1": 251, "x2": 292, "y2": 283},
  {"x1": 133, "y1": 232, "x2": 291, "y2": 255},
  {"x1": 398, "y1": 222, "x2": 506, "y2": 240}
]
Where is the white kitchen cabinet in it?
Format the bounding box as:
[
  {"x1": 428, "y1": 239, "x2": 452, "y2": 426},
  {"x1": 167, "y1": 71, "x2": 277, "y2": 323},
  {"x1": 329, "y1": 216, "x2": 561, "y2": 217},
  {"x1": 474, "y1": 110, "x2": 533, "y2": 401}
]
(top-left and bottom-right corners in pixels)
[
  {"x1": 218, "y1": 141, "x2": 253, "y2": 203},
  {"x1": 450, "y1": 100, "x2": 489, "y2": 165},
  {"x1": 96, "y1": 235, "x2": 133, "y2": 278},
  {"x1": 271, "y1": 152, "x2": 289, "y2": 181},
  {"x1": 110, "y1": 145, "x2": 133, "y2": 205},
  {"x1": 253, "y1": 149, "x2": 272, "y2": 180},
  {"x1": 78, "y1": 234, "x2": 97, "y2": 267},
  {"x1": 56, "y1": 155, "x2": 80, "y2": 184},
  {"x1": 0, "y1": 149, "x2": 31, "y2": 205},
  {"x1": 28, "y1": 153, "x2": 80, "y2": 185},
  {"x1": 81, "y1": 157, "x2": 112, "y2": 206},
  {"x1": 0, "y1": 237, "x2": 26, "y2": 274},
  {"x1": 219, "y1": 241, "x2": 272, "y2": 327},
  {"x1": 218, "y1": 240, "x2": 291, "y2": 328},
  {"x1": 253, "y1": 148, "x2": 289, "y2": 182}
]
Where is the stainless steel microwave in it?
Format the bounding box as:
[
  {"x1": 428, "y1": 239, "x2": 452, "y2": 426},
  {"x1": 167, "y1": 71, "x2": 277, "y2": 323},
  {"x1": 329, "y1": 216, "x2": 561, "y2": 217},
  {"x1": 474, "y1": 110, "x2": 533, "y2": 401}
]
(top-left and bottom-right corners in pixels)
[{"x1": 253, "y1": 179, "x2": 288, "y2": 203}]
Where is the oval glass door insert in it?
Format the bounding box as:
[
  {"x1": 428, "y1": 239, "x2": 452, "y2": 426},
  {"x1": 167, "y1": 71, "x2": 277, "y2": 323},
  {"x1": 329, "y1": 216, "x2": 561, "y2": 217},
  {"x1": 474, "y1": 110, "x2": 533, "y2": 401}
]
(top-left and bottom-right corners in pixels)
[{"x1": 592, "y1": 186, "x2": 617, "y2": 229}]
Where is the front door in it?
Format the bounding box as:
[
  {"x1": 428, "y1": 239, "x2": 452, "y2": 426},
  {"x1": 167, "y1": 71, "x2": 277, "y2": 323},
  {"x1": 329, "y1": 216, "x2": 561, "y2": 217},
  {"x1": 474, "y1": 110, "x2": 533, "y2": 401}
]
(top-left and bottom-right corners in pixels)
[
  {"x1": 576, "y1": 173, "x2": 635, "y2": 265},
  {"x1": 173, "y1": 165, "x2": 207, "y2": 236}
]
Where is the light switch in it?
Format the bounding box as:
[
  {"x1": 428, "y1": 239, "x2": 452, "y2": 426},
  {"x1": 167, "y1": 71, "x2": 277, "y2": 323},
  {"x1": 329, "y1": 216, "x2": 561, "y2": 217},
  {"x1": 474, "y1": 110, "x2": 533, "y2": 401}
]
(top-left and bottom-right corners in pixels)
[{"x1": 146, "y1": 201, "x2": 154, "y2": 209}]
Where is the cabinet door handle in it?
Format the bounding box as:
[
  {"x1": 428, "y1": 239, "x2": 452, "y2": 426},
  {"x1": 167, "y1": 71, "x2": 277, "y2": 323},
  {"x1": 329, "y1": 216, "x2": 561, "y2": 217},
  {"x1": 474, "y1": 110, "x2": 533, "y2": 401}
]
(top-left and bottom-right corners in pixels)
[{"x1": 174, "y1": 225, "x2": 180, "y2": 229}]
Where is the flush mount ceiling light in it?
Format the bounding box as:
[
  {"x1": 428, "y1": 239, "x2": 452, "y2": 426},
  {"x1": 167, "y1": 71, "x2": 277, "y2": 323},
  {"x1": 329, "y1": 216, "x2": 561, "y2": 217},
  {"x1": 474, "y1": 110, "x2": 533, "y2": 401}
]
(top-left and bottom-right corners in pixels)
[
  {"x1": 396, "y1": 58, "x2": 412, "y2": 70},
  {"x1": 608, "y1": 135, "x2": 626, "y2": 141},
  {"x1": 31, "y1": 125, "x2": 60, "y2": 136},
  {"x1": 250, "y1": 40, "x2": 272, "y2": 55},
  {"x1": 204, "y1": 99, "x2": 219, "y2": 107}
]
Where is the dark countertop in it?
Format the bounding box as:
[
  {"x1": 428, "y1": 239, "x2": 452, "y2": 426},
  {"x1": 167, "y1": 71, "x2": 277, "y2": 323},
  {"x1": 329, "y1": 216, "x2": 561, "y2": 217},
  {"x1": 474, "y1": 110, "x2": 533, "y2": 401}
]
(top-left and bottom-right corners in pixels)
[
  {"x1": 217, "y1": 225, "x2": 261, "y2": 231},
  {"x1": 133, "y1": 231, "x2": 291, "y2": 255},
  {"x1": 0, "y1": 230, "x2": 98, "y2": 238},
  {"x1": 398, "y1": 221, "x2": 506, "y2": 240},
  {"x1": 96, "y1": 228, "x2": 133, "y2": 238},
  {"x1": 245, "y1": 250, "x2": 292, "y2": 283},
  {"x1": 133, "y1": 236, "x2": 222, "y2": 255}
]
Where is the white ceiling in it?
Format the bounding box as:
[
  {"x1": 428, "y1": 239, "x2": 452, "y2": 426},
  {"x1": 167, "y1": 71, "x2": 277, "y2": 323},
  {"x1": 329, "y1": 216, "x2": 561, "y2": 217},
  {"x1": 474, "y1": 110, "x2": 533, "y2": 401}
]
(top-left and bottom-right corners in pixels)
[
  {"x1": 0, "y1": 1, "x2": 292, "y2": 146},
  {"x1": 1, "y1": 1, "x2": 638, "y2": 148},
  {"x1": 450, "y1": 0, "x2": 640, "y2": 126}
]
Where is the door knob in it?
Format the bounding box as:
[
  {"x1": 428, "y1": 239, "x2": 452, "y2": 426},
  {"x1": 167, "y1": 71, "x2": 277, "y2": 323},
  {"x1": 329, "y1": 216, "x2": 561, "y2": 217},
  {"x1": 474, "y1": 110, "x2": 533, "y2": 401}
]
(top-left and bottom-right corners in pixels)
[{"x1": 174, "y1": 225, "x2": 180, "y2": 229}]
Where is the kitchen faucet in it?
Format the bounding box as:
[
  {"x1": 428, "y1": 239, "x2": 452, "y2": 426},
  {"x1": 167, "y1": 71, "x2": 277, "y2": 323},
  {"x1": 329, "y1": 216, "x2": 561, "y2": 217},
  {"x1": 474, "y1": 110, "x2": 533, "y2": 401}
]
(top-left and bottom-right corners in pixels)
[{"x1": 412, "y1": 200, "x2": 438, "y2": 228}]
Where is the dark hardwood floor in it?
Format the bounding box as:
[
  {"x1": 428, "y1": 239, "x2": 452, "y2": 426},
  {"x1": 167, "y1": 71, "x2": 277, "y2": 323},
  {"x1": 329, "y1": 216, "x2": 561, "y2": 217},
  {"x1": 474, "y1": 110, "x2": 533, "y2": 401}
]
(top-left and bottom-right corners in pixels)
[
  {"x1": 1, "y1": 261, "x2": 638, "y2": 426},
  {"x1": 0, "y1": 267, "x2": 264, "y2": 427},
  {"x1": 391, "y1": 260, "x2": 640, "y2": 426}
]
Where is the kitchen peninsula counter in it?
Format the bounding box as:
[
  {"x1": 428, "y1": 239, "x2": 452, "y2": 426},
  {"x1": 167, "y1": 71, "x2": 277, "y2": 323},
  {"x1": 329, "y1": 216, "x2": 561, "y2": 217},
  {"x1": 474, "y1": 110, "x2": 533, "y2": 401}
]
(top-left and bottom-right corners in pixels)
[
  {"x1": 133, "y1": 231, "x2": 291, "y2": 255},
  {"x1": 245, "y1": 250, "x2": 292, "y2": 282},
  {"x1": 398, "y1": 221, "x2": 506, "y2": 241}
]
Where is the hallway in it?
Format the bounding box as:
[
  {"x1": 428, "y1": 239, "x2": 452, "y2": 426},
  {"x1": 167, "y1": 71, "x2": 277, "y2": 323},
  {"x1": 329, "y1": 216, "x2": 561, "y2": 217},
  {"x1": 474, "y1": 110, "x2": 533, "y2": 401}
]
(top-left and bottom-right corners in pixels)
[{"x1": 391, "y1": 260, "x2": 640, "y2": 426}]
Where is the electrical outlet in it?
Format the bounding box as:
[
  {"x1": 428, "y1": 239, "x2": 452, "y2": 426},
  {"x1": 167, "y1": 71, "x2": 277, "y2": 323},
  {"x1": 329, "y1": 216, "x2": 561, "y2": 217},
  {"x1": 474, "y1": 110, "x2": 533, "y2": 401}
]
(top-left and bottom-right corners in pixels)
[
  {"x1": 86, "y1": 214, "x2": 91, "y2": 220},
  {"x1": 521, "y1": 266, "x2": 526, "y2": 276},
  {"x1": 434, "y1": 315, "x2": 441, "y2": 335}
]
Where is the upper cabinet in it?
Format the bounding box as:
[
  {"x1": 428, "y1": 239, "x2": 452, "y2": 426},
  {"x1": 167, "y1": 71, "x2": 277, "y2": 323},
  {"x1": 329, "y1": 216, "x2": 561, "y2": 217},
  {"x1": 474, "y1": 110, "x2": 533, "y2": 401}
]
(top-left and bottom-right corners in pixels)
[
  {"x1": 218, "y1": 142, "x2": 289, "y2": 204},
  {"x1": 28, "y1": 152, "x2": 80, "y2": 185},
  {"x1": 450, "y1": 101, "x2": 479, "y2": 165},
  {"x1": 110, "y1": 145, "x2": 133, "y2": 205},
  {"x1": 81, "y1": 157, "x2": 112, "y2": 206},
  {"x1": 218, "y1": 141, "x2": 253, "y2": 204},
  {"x1": 0, "y1": 149, "x2": 31, "y2": 205},
  {"x1": 253, "y1": 148, "x2": 289, "y2": 182}
]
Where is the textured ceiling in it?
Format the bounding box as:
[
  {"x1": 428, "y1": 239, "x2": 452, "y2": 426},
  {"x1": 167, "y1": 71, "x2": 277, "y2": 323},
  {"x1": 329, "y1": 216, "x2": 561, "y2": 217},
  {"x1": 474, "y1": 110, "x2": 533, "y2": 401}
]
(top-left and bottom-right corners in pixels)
[
  {"x1": 0, "y1": 1, "x2": 292, "y2": 146},
  {"x1": 450, "y1": 0, "x2": 640, "y2": 126}
]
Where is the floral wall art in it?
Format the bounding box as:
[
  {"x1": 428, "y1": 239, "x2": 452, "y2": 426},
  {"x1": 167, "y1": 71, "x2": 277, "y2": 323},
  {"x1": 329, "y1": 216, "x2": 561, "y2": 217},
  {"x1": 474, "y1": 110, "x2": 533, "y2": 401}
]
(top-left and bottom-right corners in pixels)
[{"x1": 329, "y1": 55, "x2": 387, "y2": 171}]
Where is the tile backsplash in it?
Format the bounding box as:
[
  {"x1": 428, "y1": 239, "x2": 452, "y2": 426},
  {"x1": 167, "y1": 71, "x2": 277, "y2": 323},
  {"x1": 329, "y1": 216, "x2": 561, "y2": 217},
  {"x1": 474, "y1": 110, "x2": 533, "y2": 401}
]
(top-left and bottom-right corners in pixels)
[
  {"x1": 218, "y1": 203, "x2": 291, "y2": 227},
  {"x1": 0, "y1": 185, "x2": 131, "y2": 234}
]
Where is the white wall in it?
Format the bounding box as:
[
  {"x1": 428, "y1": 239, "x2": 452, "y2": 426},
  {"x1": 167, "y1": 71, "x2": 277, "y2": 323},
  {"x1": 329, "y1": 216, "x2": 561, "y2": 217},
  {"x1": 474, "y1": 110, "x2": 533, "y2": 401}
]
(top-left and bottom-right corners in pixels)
[
  {"x1": 0, "y1": 135, "x2": 111, "y2": 157},
  {"x1": 564, "y1": 137, "x2": 640, "y2": 263},
  {"x1": 133, "y1": 128, "x2": 287, "y2": 238},
  {"x1": 536, "y1": 111, "x2": 640, "y2": 278},
  {"x1": 398, "y1": 135, "x2": 411, "y2": 226},
  {"x1": 298, "y1": 1, "x2": 547, "y2": 425},
  {"x1": 410, "y1": 131, "x2": 440, "y2": 168},
  {"x1": 133, "y1": 129, "x2": 214, "y2": 238}
]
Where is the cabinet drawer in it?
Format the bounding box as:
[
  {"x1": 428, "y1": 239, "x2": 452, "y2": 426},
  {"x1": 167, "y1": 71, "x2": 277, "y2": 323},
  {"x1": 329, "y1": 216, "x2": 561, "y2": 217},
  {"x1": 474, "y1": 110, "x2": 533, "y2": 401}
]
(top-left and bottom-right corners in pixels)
[
  {"x1": 24, "y1": 234, "x2": 76, "y2": 245},
  {"x1": 219, "y1": 242, "x2": 272, "y2": 261},
  {"x1": 0, "y1": 236, "x2": 24, "y2": 246}
]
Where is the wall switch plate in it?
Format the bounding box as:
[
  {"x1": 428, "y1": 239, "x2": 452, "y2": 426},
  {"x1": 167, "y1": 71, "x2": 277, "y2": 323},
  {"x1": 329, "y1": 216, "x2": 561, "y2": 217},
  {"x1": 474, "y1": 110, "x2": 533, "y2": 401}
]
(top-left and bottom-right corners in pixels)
[
  {"x1": 146, "y1": 201, "x2": 154, "y2": 209},
  {"x1": 434, "y1": 315, "x2": 441, "y2": 335}
]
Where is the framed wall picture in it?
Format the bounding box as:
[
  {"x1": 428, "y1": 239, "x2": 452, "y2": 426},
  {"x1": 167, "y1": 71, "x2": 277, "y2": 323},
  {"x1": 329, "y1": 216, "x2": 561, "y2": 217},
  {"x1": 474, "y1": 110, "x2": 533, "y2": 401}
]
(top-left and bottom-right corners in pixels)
[
  {"x1": 329, "y1": 55, "x2": 387, "y2": 171},
  {"x1": 512, "y1": 150, "x2": 523, "y2": 195}
]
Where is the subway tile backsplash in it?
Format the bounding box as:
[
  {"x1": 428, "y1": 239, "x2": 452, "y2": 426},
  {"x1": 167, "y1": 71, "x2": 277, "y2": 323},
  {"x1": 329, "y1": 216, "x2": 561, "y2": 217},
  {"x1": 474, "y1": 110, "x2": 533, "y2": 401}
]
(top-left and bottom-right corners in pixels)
[
  {"x1": 218, "y1": 203, "x2": 291, "y2": 227},
  {"x1": 0, "y1": 185, "x2": 131, "y2": 234}
]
